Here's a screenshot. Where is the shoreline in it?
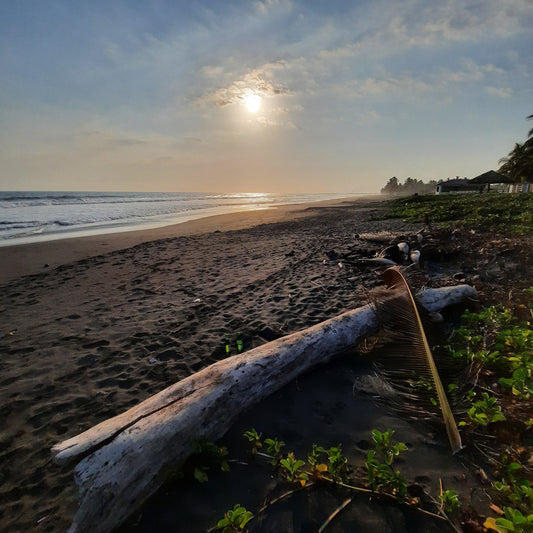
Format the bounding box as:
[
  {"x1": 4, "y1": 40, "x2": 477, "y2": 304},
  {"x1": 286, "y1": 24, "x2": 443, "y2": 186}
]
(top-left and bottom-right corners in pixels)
[
  {"x1": 1, "y1": 194, "x2": 414, "y2": 532},
  {"x1": 1, "y1": 192, "x2": 531, "y2": 532},
  {"x1": 0, "y1": 195, "x2": 379, "y2": 285}
]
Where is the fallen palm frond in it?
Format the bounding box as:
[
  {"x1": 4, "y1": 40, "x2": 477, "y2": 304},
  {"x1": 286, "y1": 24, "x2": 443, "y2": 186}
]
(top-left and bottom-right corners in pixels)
[{"x1": 371, "y1": 267, "x2": 463, "y2": 454}]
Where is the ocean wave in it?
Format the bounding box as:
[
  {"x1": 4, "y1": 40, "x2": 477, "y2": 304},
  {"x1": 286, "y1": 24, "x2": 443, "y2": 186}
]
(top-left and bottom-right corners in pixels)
[
  {"x1": 0, "y1": 196, "x2": 196, "y2": 208},
  {"x1": 0, "y1": 221, "x2": 41, "y2": 231},
  {"x1": 0, "y1": 191, "x2": 356, "y2": 244}
]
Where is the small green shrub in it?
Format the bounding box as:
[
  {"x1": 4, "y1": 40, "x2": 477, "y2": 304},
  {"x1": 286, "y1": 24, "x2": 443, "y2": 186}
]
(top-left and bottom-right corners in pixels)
[
  {"x1": 459, "y1": 392, "x2": 506, "y2": 427},
  {"x1": 243, "y1": 429, "x2": 262, "y2": 455},
  {"x1": 494, "y1": 455, "x2": 533, "y2": 513},
  {"x1": 448, "y1": 304, "x2": 533, "y2": 399},
  {"x1": 383, "y1": 194, "x2": 533, "y2": 234},
  {"x1": 371, "y1": 429, "x2": 408, "y2": 465},
  {"x1": 280, "y1": 452, "x2": 308, "y2": 486},
  {"x1": 216, "y1": 504, "x2": 253, "y2": 533},
  {"x1": 264, "y1": 437, "x2": 285, "y2": 466},
  {"x1": 485, "y1": 507, "x2": 533, "y2": 533},
  {"x1": 365, "y1": 429, "x2": 408, "y2": 502},
  {"x1": 440, "y1": 489, "x2": 461, "y2": 514},
  {"x1": 192, "y1": 439, "x2": 230, "y2": 483},
  {"x1": 325, "y1": 445, "x2": 349, "y2": 483}
]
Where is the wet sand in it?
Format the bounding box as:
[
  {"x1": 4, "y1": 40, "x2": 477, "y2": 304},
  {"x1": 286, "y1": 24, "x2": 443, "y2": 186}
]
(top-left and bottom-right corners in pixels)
[{"x1": 0, "y1": 196, "x2": 481, "y2": 532}]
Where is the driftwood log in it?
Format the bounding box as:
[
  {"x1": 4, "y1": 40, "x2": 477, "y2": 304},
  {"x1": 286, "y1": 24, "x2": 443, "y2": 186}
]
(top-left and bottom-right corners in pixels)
[{"x1": 52, "y1": 284, "x2": 476, "y2": 533}]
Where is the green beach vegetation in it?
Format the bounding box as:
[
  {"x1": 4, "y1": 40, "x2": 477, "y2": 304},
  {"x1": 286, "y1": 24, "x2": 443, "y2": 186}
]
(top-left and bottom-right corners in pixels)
[
  {"x1": 208, "y1": 290, "x2": 532, "y2": 532},
  {"x1": 382, "y1": 193, "x2": 533, "y2": 234},
  {"x1": 205, "y1": 189, "x2": 533, "y2": 532}
]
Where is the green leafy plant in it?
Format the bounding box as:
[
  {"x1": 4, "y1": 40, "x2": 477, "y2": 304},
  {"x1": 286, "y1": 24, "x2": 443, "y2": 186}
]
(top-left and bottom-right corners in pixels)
[
  {"x1": 243, "y1": 428, "x2": 262, "y2": 455},
  {"x1": 448, "y1": 305, "x2": 533, "y2": 400},
  {"x1": 440, "y1": 489, "x2": 461, "y2": 514},
  {"x1": 371, "y1": 429, "x2": 408, "y2": 465},
  {"x1": 264, "y1": 437, "x2": 285, "y2": 466},
  {"x1": 383, "y1": 194, "x2": 533, "y2": 234},
  {"x1": 485, "y1": 507, "x2": 533, "y2": 533},
  {"x1": 280, "y1": 452, "x2": 308, "y2": 486},
  {"x1": 191, "y1": 439, "x2": 229, "y2": 483},
  {"x1": 216, "y1": 504, "x2": 253, "y2": 533},
  {"x1": 365, "y1": 429, "x2": 408, "y2": 502},
  {"x1": 459, "y1": 392, "x2": 506, "y2": 427},
  {"x1": 306, "y1": 444, "x2": 329, "y2": 479},
  {"x1": 325, "y1": 445, "x2": 349, "y2": 483},
  {"x1": 494, "y1": 455, "x2": 533, "y2": 514},
  {"x1": 500, "y1": 366, "x2": 533, "y2": 398}
]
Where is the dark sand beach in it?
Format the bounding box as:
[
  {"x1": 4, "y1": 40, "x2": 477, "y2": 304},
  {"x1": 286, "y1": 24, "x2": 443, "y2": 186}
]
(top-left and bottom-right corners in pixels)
[{"x1": 1, "y1": 196, "x2": 531, "y2": 532}]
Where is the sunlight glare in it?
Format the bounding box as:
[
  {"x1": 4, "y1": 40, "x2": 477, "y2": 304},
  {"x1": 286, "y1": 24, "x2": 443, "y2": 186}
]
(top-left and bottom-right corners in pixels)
[{"x1": 243, "y1": 94, "x2": 261, "y2": 113}]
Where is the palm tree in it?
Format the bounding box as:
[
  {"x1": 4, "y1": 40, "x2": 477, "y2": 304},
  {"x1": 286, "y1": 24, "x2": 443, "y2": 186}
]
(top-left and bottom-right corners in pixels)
[
  {"x1": 498, "y1": 114, "x2": 533, "y2": 183},
  {"x1": 499, "y1": 143, "x2": 533, "y2": 183},
  {"x1": 526, "y1": 114, "x2": 533, "y2": 150}
]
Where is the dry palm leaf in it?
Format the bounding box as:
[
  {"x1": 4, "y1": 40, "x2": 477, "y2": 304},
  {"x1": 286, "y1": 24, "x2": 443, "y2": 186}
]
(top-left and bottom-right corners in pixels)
[{"x1": 372, "y1": 267, "x2": 463, "y2": 454}]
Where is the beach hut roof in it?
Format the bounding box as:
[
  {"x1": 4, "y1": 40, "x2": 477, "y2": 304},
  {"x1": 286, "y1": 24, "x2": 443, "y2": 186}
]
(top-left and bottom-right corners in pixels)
[
  {"x1": 470, "y1": 170, "x2": 513, "y2": 184},
  {"x1": 439, "y1": 179, "x2": 473, "y2": 187}
]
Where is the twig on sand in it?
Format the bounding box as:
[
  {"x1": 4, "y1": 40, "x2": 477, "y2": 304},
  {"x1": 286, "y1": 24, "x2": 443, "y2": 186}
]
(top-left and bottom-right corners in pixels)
[
  {"x1": 318, "y1": 497, "x2": 353, "y2": 533},
  {"x1": 425, "y1": 482, "x2": 462, "y2": 533},
  {"x1": 257, "y1": 483, "x2": 314, "y2": 514},
  {"x1": 333, "y1": 480, "x2": 457, "y2": 528},
  {"x1": 310, "y1": 279, "x2": 327, "y2": 291}
]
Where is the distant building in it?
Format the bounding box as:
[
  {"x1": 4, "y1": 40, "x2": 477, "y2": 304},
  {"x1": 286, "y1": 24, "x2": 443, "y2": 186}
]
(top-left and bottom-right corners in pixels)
[
  {"x1": 470, "y1": 170, "x2": 513, "y2": 192},
  {"x1": 435, "y1": 170, "x2": 530, "y2": 194},
  {"x1": 436, "y1": 179, "x2": 483, "y2": 194}
]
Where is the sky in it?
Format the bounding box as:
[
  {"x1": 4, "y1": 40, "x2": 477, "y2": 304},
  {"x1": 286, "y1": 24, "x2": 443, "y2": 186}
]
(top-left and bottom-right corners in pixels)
[{"x1": 0, "y1": 0, "x2": 532, "y2": 194}]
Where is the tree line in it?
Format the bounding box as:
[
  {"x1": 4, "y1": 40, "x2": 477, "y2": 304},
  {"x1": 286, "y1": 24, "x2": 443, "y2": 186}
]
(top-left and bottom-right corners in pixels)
[{"x1": 380, "y1": 177, "x2": 438, "y2": 195}]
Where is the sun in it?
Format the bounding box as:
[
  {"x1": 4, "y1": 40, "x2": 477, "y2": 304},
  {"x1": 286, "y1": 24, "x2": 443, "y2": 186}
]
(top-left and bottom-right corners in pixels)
[{"x1": 243, "y1": 94, "x2": 261, "y2": 113}]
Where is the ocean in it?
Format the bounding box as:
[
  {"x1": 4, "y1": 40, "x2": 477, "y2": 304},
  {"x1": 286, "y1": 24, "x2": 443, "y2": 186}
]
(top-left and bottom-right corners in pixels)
[{"x1": 0, "y1": 191, "x2": 359, "y2": 246}]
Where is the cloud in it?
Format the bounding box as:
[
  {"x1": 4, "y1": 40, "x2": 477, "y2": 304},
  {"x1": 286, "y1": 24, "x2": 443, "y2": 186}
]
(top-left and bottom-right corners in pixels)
[
  {"x1": 201, "y1": 65, "x2": 224, "y2": 78},
  {"x1": 315, "y1": 0, "x2": 532, "y2": 61},
  {"x1": 254, "y1": 0, "x2": 292, "y2": 15},
  {"x1": 255, "y1": 115, "x2": 285, "y2": 128},
  {"x1": 327, "y1": 57, "x2": 510, "y2": 102},
  {"x1": 485, "y1": 86, "x2": 513, "y2": 99},
  {"x1": 333, "y1": 75, "x2": 430, "y2": 100},
  {"x1": 356, "y1": 111, "x2": 379, "y2": 124},
  {"x1": 271, "y1": 103, "x2": 304, "y2": 114},
  {"x1": 437, "y1": 60, "x2": 505, "y2": 85},
  {"x1": 74, "y1": 130, "x2": 150, "y2": 151},
  {"x1": 195, "y1": 68, "x2": 290, "y2": 108}
]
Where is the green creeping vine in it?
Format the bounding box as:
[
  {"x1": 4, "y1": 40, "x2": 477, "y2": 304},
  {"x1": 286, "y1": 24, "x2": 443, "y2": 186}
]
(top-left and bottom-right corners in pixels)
[
  {"x1": 191, "y1": 439, "x2": 229, "y2": 483},
  {"x1": 365, "y1": 429, "x2": 408, "y2": 502},
  {"x1": 216, "y1": 504, "x2": 253, "y2": 533},
  {"x1": 485, "y1": 507, "x2": 533, "y2": 533},
  {"x1": 279, "y1": 452, "x2": 308, "y2": 486},
  {"x1": 446, "y1": 300, "x2": 533, "y2": 530},
  {"x1": 459, "y1": 392, "x2": 506, "y2": 427},
  {"x1": 211, "y1": 428, "x2": 459, "y2": 531},
  {"x1": 243, "y1": 428, "x2": 262, "y2": 456},
  {"x1": 264, "y1": 437, "x2": 285, "y2": 466},
  {"x1": 383, "y1": 193, "x2": 533, "y2": 234},
  {"x1": 493, "y1": 454, "x2": 533, "y2": 515},
  {"x1": 440, "y1": 489, "x2": 461, "y2": 514},
  {"x1": 447, "y1": 305, "x2": 533, "y2": 399}
]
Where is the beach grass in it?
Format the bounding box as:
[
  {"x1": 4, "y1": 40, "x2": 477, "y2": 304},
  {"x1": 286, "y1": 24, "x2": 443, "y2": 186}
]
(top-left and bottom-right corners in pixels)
[{"x1": 381, "y1": 193, "x2": 533, "y2": 234}]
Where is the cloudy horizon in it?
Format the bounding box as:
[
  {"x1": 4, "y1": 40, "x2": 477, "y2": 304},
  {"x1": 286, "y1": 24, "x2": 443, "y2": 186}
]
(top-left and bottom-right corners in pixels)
[{"x1": 1, "y1": 0, "x2": 532, "y2": 193}]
